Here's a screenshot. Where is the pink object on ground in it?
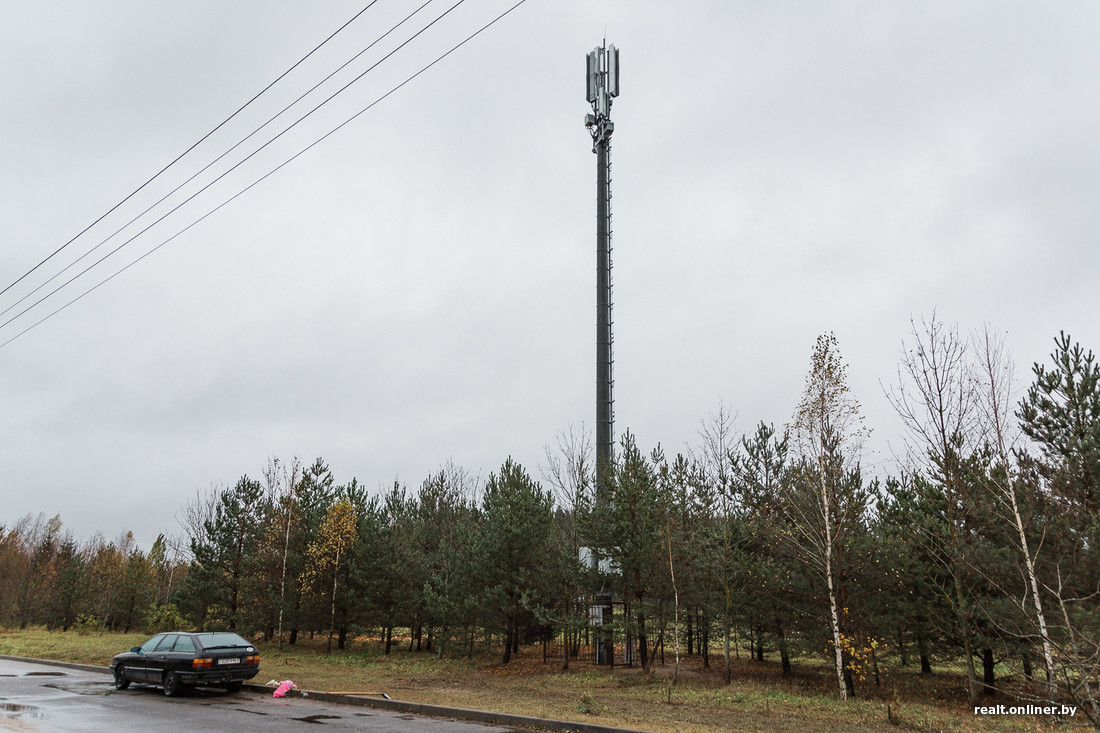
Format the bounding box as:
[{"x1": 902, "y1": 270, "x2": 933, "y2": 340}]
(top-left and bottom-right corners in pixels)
[{"x1": 273, "y1": 680, "x2": 297, "y2": 698}]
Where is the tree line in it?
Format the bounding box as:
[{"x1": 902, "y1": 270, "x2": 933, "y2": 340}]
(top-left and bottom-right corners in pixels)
[{"x1": 1, "y1": 317, "x2": 1096, "y2": 724}]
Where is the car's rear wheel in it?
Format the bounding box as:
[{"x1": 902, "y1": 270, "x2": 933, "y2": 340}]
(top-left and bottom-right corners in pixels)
[
  {"x1": 163, "y1": 672, "x2": 182, "y2": 697},
  {"x1": 225, "y1": 681, "x2": 243, "y2": 693},
  {"x1": 113, "y1": 666, "x2": 130, "y2": 690}
]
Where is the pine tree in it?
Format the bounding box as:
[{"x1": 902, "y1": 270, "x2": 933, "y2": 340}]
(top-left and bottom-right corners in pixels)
[
  {"x1": 415, "y1": 465, "x2": 478, "y2": 659},
  {"x1": 478, "y1": 458, "x2": 555, "y2": 664},
  {"x1": 738, "y1": 422, "x2": 796, "y2": 675},
  {"x1": 182, "y1": 476, "x2": 264, "y2": 630},
  {"x1": 1017, "y1": 332, "x2": 1100, "y2": 722},
  {"x1": 600, "y1": 433, "x2": 666, "y2": 672},
  {"x1": 1018, "y1": 331, "x2": 1100, "y2": 517}
]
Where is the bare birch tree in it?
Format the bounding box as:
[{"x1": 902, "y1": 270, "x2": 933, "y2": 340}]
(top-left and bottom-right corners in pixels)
[
  {"x1": 263, "y1": 456, "x2": 302, "y2": 651},
  {"x1": 542, "y1": 423, "x2": 594, "y2": 670},
  {"x1": 696, "y1": 400, "x2": 740, "y2": 684},
  {"x1": 176, "y1": 484, "x2": 220, "y2": 561},
  {"x1": 887, "y1": 314, "x2": 984, "y2": 705}
]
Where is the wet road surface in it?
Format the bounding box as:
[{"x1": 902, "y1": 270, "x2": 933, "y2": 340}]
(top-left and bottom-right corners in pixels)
[{"x1": 0, "y1": 659, "x2": 519, "y2": 732}]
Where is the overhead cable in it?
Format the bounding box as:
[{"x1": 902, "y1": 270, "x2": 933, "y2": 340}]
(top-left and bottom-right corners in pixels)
[
  {"x1": 0, "y1": 1, "x2": 380, "y2": 301},
  {"x1": 0, "y1": 0, "x2": 433, "y2": 322},
  {"x1": 0, "y1": 0, "x2": 467, "y2": 335},
  {"x1": 0, "y1": 0, "x2": 529, "y2": 351}
]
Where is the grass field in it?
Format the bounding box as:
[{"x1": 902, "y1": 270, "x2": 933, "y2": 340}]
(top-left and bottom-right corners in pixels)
[{"x1": 0, "y1": 627, "x2": 1059, "y2": 732}]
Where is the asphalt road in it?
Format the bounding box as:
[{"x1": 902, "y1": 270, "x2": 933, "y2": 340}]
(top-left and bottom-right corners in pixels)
[{"x1": 0, "y1": 659, "x2": 521, "y2": 732}]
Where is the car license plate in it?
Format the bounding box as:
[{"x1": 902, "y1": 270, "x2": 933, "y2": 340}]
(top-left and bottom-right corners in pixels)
[{"x1": 218, "y1": 658, "x2": 240, "y2": 665}]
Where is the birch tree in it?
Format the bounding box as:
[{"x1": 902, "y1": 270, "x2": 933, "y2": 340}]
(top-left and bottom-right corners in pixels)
[
  {"x1": 788, "y1": 332, "x2": 868, "y2": 700},
  {"x1": 264, "y1": 456, "x2": 301, "y2": 650},
  {"x1": 542, "y1": 423, "x2": 594, "y2": 670},
  {"x1": 887, "y1": 315, "x2": 985, "y2": 705},
  {"x1": 973, "y1": 326, "x2": 1057, "y2": 702},
  {"x1": 696, "y1": 402, "x2": 741, "y2": 684},
  {"x1": 303, "y1": 497, "x2": 358, "y2": 653}
]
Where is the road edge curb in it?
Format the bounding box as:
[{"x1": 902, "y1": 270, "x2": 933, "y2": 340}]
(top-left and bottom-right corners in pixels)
[
  {"x1": 242, "y1": 683, "x2": 653, "y2": 733},
  {"x1": 0, "y1": 654, "x2": 109, "y2": 674}
]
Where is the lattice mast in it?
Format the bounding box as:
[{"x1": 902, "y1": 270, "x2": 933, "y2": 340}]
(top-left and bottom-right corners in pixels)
[{"x1": 585, "y1": 41, "x2": 619, "y2": 496}]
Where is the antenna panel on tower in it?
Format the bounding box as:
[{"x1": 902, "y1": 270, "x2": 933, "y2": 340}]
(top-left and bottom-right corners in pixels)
[
  {"x1": 607, "y1": 45, "x2": 619, "y2": 97},
  {"x1": 586, "y1": 50, "x2": 599, "y2": 103}
]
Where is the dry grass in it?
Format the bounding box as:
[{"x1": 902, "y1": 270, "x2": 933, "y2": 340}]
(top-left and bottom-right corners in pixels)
[{"x1": 0, "y1": 628, "x2": 1058, "y2": 733}]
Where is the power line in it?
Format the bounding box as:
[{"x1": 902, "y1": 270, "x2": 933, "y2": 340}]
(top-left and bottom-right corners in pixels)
[
  {"x1": 0, "y1": 0, "x2": 434, "y2": 323},
  {"x1": 0, "y1": 0, "x2": 530, "y2": 352},
  {"x1": 0, "y1": 0, "x2": 468, "y2": 336},
  {"x1": 0, "y1": 1, "x2": 380, "y2": 302}
]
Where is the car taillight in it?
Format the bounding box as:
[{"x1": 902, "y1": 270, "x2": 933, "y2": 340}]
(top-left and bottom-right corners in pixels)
[
  {"x1": 245, "y1": 655, "x2": 260, "y2": 665},
  {"x1": 192, "y1": 658, "x2": 213, "y2": 669}
]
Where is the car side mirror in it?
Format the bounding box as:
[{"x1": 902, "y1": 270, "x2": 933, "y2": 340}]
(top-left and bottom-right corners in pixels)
[{"x1": 131, "y1": 647, "x2": 141, "y2": 654}]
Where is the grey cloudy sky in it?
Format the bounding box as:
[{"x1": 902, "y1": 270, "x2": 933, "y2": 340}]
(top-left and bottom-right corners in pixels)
[{"x1": 2, "y1": 1, "x2": 1098, "y2": 550}]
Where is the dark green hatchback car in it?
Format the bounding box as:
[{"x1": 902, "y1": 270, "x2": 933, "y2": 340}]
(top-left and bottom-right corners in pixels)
[{"x1": 110, "y1": 632, "x2": 260, "y2": 696}]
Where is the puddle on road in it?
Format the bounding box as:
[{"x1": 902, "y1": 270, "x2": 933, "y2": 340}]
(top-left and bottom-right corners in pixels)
[
  {"x1": 42, "y1": 681, "x2": 114, "y2": 697},
  {"x1": 24, "y1": 671, "x2": 64, "y2": 677},
  {"x1": 0, "y1": 702, "x2": 44, "y2": 719},
  {"x1": 291, "y1": 714, "x2": 342, "y2": 724}
]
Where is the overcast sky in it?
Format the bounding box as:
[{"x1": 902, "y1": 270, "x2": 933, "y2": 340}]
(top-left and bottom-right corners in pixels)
[{"x1": 2, "y1": 1, "x2": 1098, "y2": 551}]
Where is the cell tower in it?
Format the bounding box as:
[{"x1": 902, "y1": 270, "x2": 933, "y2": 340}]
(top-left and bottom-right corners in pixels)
[
  {"x1": 585, "y1": 40, "x2": 619, "y2": 666},
  {"x1": 585, "y1": 41, "x2": 619, "y2": 494}
]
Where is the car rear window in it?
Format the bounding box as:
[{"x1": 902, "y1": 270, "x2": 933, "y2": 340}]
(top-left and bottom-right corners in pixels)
[{"x1": 195, "y1": 632, "x2": 252, "y2": 650}]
